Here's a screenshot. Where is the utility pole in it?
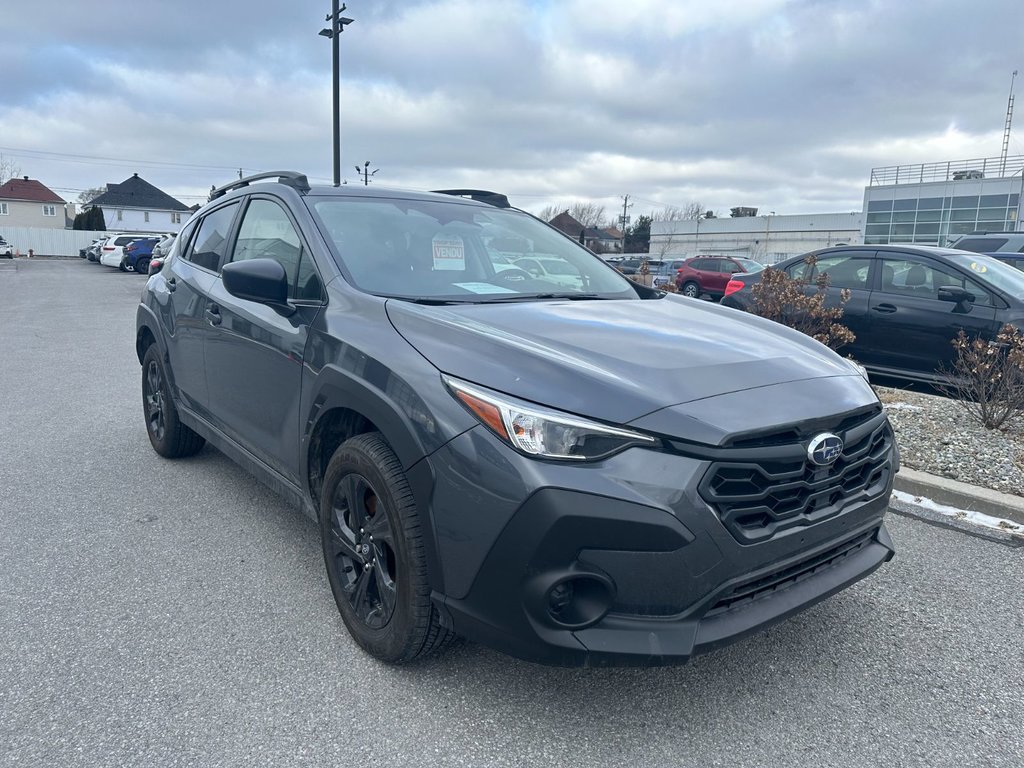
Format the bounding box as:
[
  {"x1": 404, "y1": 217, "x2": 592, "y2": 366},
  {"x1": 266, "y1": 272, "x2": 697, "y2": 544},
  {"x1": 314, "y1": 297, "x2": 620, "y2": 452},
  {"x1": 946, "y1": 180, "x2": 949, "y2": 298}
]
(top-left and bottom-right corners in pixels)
[
  {"x1": 320, "y1": 3, "x2": 355, "y2": 187},
  {"x1": 354, "y1": 160, "x2": 379, "y2": 186},
  {"x1": 619, "y1": 194, "x2": 632, "y2": 253}
]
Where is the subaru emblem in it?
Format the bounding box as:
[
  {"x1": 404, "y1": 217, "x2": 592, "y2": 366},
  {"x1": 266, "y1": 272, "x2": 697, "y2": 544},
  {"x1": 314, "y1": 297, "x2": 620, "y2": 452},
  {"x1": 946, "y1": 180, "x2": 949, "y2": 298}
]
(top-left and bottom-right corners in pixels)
[{"x1": 807, "y1": 433, "x2": 843, "y2": 466}]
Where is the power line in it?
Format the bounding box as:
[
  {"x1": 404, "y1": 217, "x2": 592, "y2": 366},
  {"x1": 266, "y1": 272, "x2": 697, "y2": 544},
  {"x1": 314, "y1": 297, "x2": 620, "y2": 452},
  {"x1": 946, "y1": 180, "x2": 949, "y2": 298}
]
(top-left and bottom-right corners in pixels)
[{"x1": 0, "y1": 145, "x2": 253, "y2": 174}]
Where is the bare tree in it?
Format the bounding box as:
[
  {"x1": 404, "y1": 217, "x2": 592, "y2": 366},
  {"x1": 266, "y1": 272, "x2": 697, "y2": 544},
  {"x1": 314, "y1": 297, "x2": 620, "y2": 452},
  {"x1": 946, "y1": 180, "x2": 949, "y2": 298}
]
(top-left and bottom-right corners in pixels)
[
  {"x1": 77, "y1": 186, "x2": 107, "y2": 204},
  {"x1": 0, "y1": 154, "x2": 22, "y2": 185},
  {"x1": 649, "y1": 202, "x2": 704, "y2": 257},
  {"x1": 535, "y1": 202, "x2": 609, "y2": 228},
  {"x1": 536, "y1": 204, "x2": 562, "y2": 222}
]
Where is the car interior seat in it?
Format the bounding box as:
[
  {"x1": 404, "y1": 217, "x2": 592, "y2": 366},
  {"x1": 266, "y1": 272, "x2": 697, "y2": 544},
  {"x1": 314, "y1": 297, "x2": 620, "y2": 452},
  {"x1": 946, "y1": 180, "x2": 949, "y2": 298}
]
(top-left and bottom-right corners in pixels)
[
  {"x1": 881, "y1": 264, "x2": 896, "y2": 292},
  {"x1": 903, "y1": 264, "x2": 932, "y2": 297}
]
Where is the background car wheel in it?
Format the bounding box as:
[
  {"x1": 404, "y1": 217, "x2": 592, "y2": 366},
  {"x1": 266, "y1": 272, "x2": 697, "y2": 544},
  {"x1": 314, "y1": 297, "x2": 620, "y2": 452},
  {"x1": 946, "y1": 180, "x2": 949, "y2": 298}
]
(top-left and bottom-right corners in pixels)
[
  {"x1": 141, "y1": 344, "x2": 205, "y2": 458},
  {"x1": 136, "y1": 258, "x2": 150, "y2": 276},
  {"x1": 320, "y1": 432, "x2": 452, "y2": 663},
  {"x1": 118, "y1": 262, "x2": 127, "y2": 272},
  {"x1": 681, "y1": 281, "x2": 700, "y2": 298}
]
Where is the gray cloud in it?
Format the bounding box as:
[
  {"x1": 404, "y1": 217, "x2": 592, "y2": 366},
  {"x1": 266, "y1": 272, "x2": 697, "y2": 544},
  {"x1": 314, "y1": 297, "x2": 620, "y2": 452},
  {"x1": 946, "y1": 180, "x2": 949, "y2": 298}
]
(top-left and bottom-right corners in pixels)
[{"x1": 1, "y1": 0, "x2": 1020, "y2": 216}]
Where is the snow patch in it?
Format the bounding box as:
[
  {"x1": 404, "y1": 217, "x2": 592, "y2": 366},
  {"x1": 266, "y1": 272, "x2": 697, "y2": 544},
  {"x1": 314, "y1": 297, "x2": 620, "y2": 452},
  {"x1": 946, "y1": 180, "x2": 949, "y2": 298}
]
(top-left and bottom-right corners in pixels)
[{"x1": 892, "y1": 489, "x2": 1024, "y2": 538}]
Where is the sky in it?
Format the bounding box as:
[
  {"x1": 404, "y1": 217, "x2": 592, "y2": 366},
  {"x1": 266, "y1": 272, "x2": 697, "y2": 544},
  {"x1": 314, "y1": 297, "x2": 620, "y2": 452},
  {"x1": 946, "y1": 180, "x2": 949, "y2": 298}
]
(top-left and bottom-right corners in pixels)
[{"x1": 1, "y1": 0, "x2": 1021, "y2": 222}]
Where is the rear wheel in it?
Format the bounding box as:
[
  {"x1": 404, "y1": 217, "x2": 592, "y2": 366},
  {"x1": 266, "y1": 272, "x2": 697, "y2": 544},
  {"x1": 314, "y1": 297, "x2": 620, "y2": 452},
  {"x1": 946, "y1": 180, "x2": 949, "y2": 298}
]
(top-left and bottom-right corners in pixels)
[
  {"x1": 136, "y1": 258, "x2": 151, "y2": 276},
  {"x1": 681, "y1": 281, "x2": 700, "y2": 298},
  {"x1": 141, "y1": 344, "x2": 205, "y2": 458},
  {"x1": 320, "y1": 433, "x2": 452, "y2": 663},
  {"x1": 118, "y1": 260, "x2": 127, "y2": 272}
]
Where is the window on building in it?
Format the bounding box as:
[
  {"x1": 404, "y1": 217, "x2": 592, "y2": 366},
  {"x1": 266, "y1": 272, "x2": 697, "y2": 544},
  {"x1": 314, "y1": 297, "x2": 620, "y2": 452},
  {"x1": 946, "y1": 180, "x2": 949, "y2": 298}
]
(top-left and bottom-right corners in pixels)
[
  {"x1": 144, "y1": 211, "x2": 150, "y2": 223},
  {"x1": 42, "y1": 204, "x2": 57, "y2": 217},
  {"x1": 117, "y1": 209, "x2": 123, "y2": 221},
  {"x1": 171, "y1": 212, "x2": 182, "y2": 224},
  {"x1": 0, "y1": 203, "x2": 7, "y2": 215}
]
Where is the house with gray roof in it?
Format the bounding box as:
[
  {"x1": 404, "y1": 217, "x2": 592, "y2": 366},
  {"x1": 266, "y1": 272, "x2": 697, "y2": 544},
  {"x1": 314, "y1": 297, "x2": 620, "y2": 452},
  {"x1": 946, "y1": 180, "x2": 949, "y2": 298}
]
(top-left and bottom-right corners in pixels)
[{"x1": 84, "y1": 173, "x2": 191, "y2": 233}]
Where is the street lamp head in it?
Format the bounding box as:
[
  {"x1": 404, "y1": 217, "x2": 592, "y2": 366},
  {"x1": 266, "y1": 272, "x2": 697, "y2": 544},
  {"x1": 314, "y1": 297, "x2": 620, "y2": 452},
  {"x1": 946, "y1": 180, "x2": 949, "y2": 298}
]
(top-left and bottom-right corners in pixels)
[
  {"x1": 339, "y1": 17, "x2": 355, "y2": 26},
  {"x1": 318, "y1": 28, "x2": 333, "y2": 38}
]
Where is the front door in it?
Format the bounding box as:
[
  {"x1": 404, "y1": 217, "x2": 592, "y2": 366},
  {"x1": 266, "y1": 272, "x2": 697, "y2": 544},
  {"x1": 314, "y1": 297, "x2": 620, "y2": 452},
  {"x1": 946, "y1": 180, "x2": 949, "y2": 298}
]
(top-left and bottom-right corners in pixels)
[{"x1": 203, "y1": 197, "x2": 325, "y2": 483}]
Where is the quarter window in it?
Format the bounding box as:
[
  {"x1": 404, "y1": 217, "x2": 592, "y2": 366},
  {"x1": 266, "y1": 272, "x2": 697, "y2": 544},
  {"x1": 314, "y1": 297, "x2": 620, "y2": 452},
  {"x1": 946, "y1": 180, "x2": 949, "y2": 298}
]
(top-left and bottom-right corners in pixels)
[{"x1": 184, "y1": 202, "x2": 239, "y2": 271}]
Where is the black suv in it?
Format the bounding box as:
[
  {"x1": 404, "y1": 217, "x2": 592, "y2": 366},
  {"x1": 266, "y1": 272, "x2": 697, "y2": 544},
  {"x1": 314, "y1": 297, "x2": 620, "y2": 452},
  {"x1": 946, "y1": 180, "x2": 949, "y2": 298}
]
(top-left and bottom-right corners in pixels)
[{"x1": 137, "y1": 173, "x2": 896, "y2": 666}]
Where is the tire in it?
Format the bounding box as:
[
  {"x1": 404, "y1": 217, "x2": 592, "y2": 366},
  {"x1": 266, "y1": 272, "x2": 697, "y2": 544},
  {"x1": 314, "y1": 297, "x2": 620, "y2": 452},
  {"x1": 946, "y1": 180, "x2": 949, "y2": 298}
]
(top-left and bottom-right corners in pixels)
[
  {"x1": 681, "y1": 281, "x2": 700, "y2": 298},
  {"x1": 136, "y1": 258, "x2": 150, "y2": 276},
  {"x1": 118, "y1": 261, "x2": 127, "y2": 272},
  {"x1": 141, "y1": 344, "x2": 205, "y2": 458},
  {"x1": 320, "y1": 432, "x2": 452, "y2": 663}
]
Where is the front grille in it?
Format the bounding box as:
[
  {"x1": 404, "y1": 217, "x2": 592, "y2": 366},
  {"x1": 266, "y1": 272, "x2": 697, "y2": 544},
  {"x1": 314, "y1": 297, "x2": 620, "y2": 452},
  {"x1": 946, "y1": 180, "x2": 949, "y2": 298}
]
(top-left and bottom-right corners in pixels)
[
  {"x1": 705, "y1": 529, "x2": 877, "y2": 616},
  {"x1": 698, "y1": 413, "x2": 894, "y2": 544}
]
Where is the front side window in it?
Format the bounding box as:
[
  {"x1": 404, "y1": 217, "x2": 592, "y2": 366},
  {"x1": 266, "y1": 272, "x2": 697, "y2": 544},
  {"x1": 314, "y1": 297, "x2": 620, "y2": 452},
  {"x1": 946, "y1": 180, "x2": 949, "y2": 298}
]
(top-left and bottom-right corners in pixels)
[
  {"x1": 231, "y1": 199, "x2": 322, "y2": 300},
  {"x1": 879, "y1": 257, "x2": 997, "y2": 306},
  {"x1": 310, "y1": 197, "x2": 634, "y2": 302},
  {"x1": 184, "y1": 202, "x2": 239, "y2": 271}
]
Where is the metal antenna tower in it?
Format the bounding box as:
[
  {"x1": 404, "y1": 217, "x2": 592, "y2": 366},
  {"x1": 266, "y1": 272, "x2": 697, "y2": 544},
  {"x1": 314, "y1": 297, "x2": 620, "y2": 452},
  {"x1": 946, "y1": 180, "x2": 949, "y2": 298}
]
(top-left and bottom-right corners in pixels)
[{"x1": 1000, "y1": 70, "x2": 1017, "y2": 175}]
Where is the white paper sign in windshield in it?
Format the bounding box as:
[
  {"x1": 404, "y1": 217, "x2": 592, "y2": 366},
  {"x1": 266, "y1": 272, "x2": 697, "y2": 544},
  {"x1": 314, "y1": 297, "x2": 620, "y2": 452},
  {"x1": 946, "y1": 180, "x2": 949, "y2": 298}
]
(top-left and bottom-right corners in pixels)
[{"x1": 432, "y1": 235, "x2": 465, "y2": 271}]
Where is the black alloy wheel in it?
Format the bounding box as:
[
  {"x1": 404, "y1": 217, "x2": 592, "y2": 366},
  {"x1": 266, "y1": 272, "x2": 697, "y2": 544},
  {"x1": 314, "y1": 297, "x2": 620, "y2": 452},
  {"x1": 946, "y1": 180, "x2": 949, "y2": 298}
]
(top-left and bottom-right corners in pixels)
[
  {"x1": 327, "y1": 473, "x2": 398, "y2": 629},
  {"x1": 320, "y1": 433, "x2": 452, "y2": 662},
  {"x1": 140, "y1": 345, "x2": 205, "y2": 458},
  {"x1": 137, "y1": 258, "x2": 150, "y2": 276}
]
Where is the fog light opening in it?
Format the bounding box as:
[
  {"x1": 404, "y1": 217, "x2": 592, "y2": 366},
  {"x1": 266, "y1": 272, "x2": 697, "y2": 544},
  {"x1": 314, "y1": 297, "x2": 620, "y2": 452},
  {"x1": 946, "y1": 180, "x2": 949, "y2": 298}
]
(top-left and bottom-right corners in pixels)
[{"x1": 545, "y1": 575, "x2": 613, "y2": 629}]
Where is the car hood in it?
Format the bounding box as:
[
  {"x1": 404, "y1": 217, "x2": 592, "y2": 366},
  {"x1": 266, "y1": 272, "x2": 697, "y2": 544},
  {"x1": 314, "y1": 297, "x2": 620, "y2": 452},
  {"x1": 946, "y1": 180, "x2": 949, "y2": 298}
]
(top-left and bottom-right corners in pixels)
[{"x1": 386, "y1": 296, "x2": 867, "y2": 429}]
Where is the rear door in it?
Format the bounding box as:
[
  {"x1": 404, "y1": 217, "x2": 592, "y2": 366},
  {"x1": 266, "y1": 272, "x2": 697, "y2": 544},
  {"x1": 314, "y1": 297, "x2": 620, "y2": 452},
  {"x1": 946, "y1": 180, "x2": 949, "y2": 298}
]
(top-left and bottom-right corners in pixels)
[
  {"x1": 786, "y1": 250, "x2": 876, "y2": 363},
  {"x1": 160, "y1": 202, "x2": 241, "y2": 418},
  {"x1": 203, "y1": 196, "x2": 326, "y2": 482},
  {"x1": 862, "y1": 253, "x2": 1000, "y2": 374}
]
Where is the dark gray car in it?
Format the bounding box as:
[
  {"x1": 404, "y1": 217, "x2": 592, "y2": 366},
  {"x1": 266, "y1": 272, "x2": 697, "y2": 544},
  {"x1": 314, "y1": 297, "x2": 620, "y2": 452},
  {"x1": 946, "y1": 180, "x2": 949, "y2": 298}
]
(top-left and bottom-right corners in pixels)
[{"x1": 136, "y1": 173, "x2": 896, "y2": 666}]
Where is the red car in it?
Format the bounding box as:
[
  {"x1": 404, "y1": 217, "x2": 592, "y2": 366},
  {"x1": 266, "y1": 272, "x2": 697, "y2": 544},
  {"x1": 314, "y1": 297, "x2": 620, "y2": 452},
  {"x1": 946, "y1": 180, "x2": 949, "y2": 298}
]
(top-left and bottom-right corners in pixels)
[{"x1": 675, "y1": 256, "x2": 764, "y2": 299}]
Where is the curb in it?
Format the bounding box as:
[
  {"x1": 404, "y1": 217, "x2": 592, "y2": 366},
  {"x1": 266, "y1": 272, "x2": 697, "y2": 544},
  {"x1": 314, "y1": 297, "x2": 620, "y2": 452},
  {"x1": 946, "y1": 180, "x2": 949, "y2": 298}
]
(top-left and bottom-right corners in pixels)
[{"x1": 893, "y1": 466, "x2": 1024, "y2": 527}]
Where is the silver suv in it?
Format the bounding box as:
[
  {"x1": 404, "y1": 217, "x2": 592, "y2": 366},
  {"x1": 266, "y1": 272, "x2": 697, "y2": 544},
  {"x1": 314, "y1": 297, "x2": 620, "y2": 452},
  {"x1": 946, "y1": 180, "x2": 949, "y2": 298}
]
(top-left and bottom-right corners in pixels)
[{"x1": 949, "y1": 232, "x2": 1024, "y2": 254}]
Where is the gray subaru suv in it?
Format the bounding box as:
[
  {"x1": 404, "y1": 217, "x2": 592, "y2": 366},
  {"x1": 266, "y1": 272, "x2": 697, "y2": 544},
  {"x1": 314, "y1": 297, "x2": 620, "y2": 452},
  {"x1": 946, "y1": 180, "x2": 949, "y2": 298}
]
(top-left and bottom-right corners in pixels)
[{"x1": 136, "y1": 173, "x2": 896, "y2": 666}]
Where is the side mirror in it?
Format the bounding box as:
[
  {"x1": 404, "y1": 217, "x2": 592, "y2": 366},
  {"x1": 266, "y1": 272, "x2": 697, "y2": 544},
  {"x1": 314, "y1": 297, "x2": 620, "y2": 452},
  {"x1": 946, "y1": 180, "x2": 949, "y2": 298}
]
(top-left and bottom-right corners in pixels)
[
  {"x1": 938, "y1": 285, "x2": 973, "y2": 304},
  {"x1": 222, "y1": 258, "x2": 294, "y2": 314}
]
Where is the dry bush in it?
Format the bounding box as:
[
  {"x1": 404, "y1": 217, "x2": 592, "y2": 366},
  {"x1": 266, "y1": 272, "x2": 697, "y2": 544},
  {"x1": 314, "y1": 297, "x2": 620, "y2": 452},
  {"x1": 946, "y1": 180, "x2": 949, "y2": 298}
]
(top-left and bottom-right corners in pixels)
[
  {"x1": 938, "y1": 324, "x2": 1024, "y2": 430},
  {"x1": 747, "y1": 256, "x2": 855, "y2": 351}
]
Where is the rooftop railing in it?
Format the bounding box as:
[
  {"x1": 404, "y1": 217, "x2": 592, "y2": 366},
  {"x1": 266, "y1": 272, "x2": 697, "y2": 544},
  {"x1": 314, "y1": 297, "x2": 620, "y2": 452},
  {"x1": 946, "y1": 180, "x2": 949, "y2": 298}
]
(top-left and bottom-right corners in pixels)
[{"x1": 869, "y1": 155, "x2": 1024, "y2": 186}]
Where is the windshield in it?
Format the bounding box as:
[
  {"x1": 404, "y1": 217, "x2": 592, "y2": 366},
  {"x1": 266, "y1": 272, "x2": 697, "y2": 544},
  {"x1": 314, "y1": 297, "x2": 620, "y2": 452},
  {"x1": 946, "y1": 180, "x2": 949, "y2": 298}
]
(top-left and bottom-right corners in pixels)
[
  {"x1": 947, "y1": 252, "x2": 1024, "y2": 298},
  {"x1": 309, "y1": 197, "x2": 637, "y2": 302},
  {"x1": 735, "y1": 259, "x2": 765, "y2": 272}
]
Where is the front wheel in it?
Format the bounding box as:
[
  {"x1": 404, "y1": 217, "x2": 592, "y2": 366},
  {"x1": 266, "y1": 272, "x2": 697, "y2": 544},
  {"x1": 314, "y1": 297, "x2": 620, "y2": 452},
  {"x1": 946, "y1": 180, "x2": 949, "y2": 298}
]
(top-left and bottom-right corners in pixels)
[
  {"x1": 136, "y1": 258, "x2": 151, "y2": 276},
  {"x1": 141, "y1": 344, "x2": 205, "y2": 458},
  {"x1": 320, "y1": 433, "x2": 452, "y2": 663},
  {"x1": 681, "y1": 281, "x2": 700, "y2": 298}
]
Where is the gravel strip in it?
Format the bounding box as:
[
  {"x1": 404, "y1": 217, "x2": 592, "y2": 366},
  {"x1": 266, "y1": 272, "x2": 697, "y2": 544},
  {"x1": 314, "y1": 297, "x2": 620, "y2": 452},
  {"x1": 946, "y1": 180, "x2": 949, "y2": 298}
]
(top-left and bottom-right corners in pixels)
[{"x1": 875, "y1": 386, "x2": 1024, "y2": 496}]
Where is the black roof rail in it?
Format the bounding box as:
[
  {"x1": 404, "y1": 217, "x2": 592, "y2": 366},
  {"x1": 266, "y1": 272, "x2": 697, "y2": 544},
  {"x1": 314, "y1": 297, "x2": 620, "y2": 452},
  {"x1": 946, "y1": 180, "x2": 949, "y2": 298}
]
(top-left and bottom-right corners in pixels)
[
  {"x1": 431, "y1": 189, "x2": 511, "y2": 208},
  {"x1": 210, "y1": 171, "x2": 311, "y2": 200}
]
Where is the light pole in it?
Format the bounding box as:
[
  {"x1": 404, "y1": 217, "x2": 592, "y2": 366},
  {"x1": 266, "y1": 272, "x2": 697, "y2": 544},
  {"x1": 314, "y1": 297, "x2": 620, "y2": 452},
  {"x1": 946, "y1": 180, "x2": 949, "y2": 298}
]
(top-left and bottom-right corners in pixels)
[
  {"x1": 320, "y1": 2, "x2": 355, "y2": 187},
  {"x1": 355, "y1": 160, "x2": 379, "y2": 186}
]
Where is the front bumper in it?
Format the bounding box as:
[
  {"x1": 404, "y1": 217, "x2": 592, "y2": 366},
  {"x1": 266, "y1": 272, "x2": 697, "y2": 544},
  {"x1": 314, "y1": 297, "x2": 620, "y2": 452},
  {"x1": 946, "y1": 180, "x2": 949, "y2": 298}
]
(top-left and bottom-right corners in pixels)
[{"x1": 424, "y1": 424, "x2": 895, "y2": 667}]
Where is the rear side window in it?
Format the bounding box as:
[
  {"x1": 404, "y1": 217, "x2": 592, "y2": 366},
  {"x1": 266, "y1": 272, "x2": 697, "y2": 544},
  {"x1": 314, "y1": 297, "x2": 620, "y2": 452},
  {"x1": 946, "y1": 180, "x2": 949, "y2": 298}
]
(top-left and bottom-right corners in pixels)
[{"x1": 184, "y1": 203, "x2": 239, "y2": 271}]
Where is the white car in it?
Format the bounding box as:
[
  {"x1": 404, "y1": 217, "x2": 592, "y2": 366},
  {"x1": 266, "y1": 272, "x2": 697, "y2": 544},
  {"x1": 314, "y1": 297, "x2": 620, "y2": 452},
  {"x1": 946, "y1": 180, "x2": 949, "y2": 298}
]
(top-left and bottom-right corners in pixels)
[
  {"x1": 98, "y1": 233, "x2": 162, "y2": 268},
  {"x1": 513, "y1": 255, "x2": 585, "y2": 289},
  {"x1": 0, "y1": 236, "x2": 13, "y2": 258}
]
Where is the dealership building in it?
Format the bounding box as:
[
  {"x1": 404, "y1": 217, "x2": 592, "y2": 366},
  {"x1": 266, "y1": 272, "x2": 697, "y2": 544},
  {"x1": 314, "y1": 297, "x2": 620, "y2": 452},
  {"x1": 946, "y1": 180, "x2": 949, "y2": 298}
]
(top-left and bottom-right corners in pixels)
[{"x1": 649, "y1": 154, "x2": 1024, "y2": 262}]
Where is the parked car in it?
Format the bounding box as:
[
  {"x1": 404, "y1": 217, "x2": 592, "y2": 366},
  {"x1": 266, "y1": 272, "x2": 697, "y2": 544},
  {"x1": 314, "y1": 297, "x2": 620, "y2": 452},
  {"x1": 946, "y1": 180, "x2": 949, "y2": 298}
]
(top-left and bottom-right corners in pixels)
[
  {"x1": 99, "y1": 233, "x2": 162, "y2": 268},
  {"x1": 513, "y1": 254, "x2": 586, "y2": 288},
  {"x1": 122, "y1": 237, "x2": 161, "y2": 274},
  {"x1": 986, "y1": 253, "x2": 1024, "y2": 272},
  {"x1": 675, "y1": 256, "x2": 765, "y2": 299},
  {"x1": 0, "y1": 236, "x2": 13, "y2": 258},
  {"x1": 138, "y1": 173, "x2": 896, "y2": 667},
  {"x1": 948, "y1": 232, "x2": 1024, "y2": 254},
  {"x1": 721, "y1": 245, "x2": 1024, "y2": 384},
  {"x1": 651, "y1": 258, "x2": 688, "y2": 288},
  {"x1": 152, "y1": 233, "x2": 177, "y2": 259}
]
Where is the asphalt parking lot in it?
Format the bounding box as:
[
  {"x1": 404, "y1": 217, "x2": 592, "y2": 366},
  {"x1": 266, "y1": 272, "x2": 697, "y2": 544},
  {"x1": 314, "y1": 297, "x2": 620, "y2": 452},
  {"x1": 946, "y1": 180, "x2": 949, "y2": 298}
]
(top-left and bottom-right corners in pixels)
[{"x1": 1, "y1": 259, "x2": 1022, "y2": 768}]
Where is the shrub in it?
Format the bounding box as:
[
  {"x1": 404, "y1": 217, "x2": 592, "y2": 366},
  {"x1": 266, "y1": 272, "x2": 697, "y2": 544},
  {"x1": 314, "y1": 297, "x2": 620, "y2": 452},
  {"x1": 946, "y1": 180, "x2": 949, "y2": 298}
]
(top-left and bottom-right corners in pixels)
[
  {"x1": 746, "y1": 256, "x2": 855, "y2": 351},
  {"x1": 938, "y1": 324, "x2": 1024, "y2": 430}
]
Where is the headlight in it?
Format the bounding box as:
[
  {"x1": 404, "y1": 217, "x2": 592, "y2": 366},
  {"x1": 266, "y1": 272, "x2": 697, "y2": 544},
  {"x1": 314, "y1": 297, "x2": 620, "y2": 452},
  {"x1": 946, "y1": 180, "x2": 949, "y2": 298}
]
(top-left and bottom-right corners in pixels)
[{"x1": 444, "y1": 376, "x2": 657, "y2": 461}]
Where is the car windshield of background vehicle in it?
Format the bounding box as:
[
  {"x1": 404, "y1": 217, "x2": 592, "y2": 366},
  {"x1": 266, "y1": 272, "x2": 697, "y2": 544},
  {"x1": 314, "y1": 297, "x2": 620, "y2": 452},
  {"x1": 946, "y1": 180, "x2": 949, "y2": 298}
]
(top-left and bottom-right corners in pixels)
[
  {"x1": 946, "y1": 253, "x2": 1024, "y2": 299},
  {"x1": 734, "y1": 258, "x2": 765, "y2": 272},
  {"x1": 310, "y1": 198, "x2": 637, "y2": 302}
]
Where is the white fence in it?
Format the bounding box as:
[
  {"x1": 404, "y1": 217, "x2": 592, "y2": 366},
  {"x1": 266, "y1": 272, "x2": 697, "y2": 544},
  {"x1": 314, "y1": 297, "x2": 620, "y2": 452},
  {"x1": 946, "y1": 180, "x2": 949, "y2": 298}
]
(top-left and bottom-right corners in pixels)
[{"x1": 0, "y1": 227, "x2": 109, "y2": 257}]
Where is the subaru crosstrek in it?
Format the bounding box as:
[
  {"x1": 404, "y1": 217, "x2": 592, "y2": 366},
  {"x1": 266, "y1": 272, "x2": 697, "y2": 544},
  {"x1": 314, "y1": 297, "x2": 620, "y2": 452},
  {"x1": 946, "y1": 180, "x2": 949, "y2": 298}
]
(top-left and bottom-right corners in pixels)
[{"x1": 136, "y1": 172, "x2": 896, "y2": 666}]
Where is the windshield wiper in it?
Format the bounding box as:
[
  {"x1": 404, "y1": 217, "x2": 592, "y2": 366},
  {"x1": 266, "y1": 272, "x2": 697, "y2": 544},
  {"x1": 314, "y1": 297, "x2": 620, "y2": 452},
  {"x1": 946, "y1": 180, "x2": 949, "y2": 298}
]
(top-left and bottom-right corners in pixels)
[
  {"x1": 380, "y1": 295, "x2": 478, "y2": 305},
  {"x1": 481, "y1": 292, "x2": 612, "y2": 303}
]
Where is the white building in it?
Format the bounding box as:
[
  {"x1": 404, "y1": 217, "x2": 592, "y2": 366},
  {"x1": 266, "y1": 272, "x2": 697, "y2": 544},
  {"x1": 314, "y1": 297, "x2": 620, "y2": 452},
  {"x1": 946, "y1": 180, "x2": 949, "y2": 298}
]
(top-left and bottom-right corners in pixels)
[
  {"x1": 649, "y1": 212, "x2": 863, "y2": 264},
  {"x1": 84, "y1": 173, "x2": 191, "y2": 233}
]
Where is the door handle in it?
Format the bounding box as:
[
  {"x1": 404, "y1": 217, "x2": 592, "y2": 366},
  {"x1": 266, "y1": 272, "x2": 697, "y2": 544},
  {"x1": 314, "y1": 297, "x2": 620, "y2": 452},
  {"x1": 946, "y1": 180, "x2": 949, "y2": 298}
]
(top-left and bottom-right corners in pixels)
[
  {"x1": 872, "y1": 303, "x2": 897, "y2": 314},
  {"x1": 166, "y1": 277, "x2": 177, "y2": 293},
  {"x1": 205, "y1": 304, "x2": 222, "y2": 326}
]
